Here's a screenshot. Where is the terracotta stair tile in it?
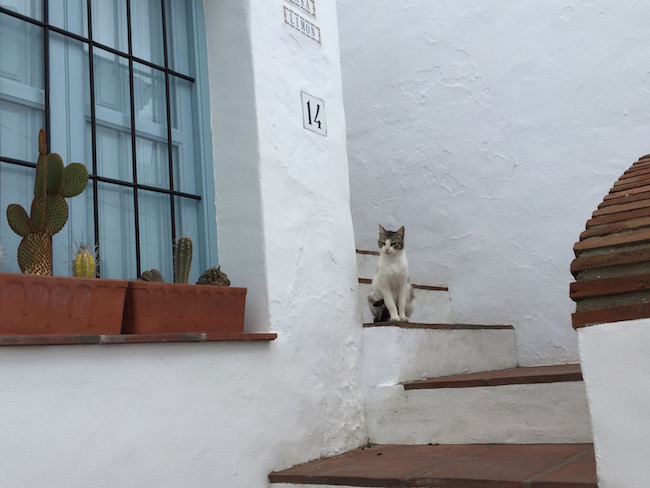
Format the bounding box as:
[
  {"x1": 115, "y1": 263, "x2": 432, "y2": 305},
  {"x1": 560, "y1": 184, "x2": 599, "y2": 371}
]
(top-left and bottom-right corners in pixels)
[
  {"x1": 402, "y1": 364, "x2": 582, "y2": 390},
  {"x1": 364, "y1": 322, "x2": 514, "y2": 330},
  {"x1": 269, "y1": 444, "x2": 596, "y2": 487}
]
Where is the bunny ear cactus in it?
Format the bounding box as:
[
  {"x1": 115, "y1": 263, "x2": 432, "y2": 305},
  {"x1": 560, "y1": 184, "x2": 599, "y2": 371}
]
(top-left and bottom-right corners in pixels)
[{"x1": 6, "y1": 129, "x2": 89, "y2": 275}]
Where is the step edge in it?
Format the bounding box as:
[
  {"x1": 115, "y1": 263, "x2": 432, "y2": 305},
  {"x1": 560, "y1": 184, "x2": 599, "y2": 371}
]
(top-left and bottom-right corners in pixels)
[
  {"x1": 364, "y1": 322, "x2": 514, "y2": 330},
  {"x1": 402, "y1": 364, "x2": 583, "y2": 390}
]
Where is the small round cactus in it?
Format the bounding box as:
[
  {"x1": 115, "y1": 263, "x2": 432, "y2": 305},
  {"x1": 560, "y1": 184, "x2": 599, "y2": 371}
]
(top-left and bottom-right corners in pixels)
[
  {"x1": 196, "y1": 266, "x2": 230, "y2": 286},
  {"x1": 72, "y1": 243, "x2": 97, "y2": 278},
  {"x1": 139, "y1": 269, "x2": 164, "y2": 282}
]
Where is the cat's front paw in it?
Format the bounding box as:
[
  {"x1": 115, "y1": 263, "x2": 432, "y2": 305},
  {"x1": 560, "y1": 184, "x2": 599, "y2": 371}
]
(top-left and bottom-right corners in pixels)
[{"x1": 398, "y1": 315, "x2": 409, "y2": 322}]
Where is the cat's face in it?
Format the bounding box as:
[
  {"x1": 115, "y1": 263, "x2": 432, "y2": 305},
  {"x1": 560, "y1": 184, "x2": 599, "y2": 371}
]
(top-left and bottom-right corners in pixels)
[{"x1": 378, "y1": 225, "x2": 405, "y2": 255}]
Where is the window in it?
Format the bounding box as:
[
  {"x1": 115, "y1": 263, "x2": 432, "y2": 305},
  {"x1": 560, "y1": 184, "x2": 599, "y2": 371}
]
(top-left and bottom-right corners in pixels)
[{"x1": 0, "y1": 0, "x2": 216, "y2": 282}]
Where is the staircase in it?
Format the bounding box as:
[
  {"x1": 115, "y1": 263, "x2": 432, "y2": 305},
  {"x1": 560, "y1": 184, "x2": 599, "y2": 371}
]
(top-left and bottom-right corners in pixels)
[{"x1": 269, "y1": 251, "x2": 597, "y2": 487}]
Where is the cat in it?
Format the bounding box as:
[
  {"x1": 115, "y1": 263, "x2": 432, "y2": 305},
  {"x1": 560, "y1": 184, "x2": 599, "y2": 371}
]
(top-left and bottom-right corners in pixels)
[{"x1": 368, "y1": 224, "x2": 414, "y2": 322}]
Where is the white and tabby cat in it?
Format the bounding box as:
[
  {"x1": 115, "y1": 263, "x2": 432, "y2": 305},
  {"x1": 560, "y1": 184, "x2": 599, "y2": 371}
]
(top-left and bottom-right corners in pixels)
[{"x1": 368, "y1": 225, "x2": 414, "y2": 322}]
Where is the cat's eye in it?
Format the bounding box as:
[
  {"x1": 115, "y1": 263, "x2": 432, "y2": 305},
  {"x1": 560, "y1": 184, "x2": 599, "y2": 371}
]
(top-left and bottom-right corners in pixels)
[{"x1": 378, "y1": 240, "x2": 385, "y2": 246}]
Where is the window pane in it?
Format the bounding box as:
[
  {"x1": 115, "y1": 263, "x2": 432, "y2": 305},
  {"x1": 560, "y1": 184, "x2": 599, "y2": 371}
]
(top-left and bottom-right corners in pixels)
[
  {"x1": 91, "y1": 0, "x2": 127, "y2": 53},
  {"x1": 94, "y1": 124, "x2": 133, "y2": 181},
  {"x1": 0, "y1": 99, "x2": 44, "y2": 161},
  {"x1": 136, "y1": 135, "x2": 169, "y2": 189},
  {"x1": 0, "y1": 13, "x2": 45, "y2": 161},
  {"x1": 49, "y1": 0, "x2": 87, "y2": 37},
  {"x1": 98, "y1": 182, "x2": 136, "y2": 279},
  {"x1": 131, "y1": 0, "x2": 164, "y2": 65},
  {"x1": 174, "y1": 196, "x2": 201, "y2": 283},
  {"x1": 0, "y1": 13, "x2": 44, "y2": 90},
  {"x1": 0, "y1": 0, "x2": 42, "y2": 20},
  {"x1": 134, "y1": 62, "x2": 169, "y2": 189},
  {"x1": 170, "y1": 76, "x2": 196, "y2": 194},
  {"x1": 134, "y1": 62, "x2": 166, "y2": 127},
  {"x1": 93, "y1": 48, "x2": 132, "y2": 181},
  {"x1": 49, "y1": 32, "x2": 90, "y2": 168},
  {"x1": 0, "y1": 162, "x2": 33, "y2": 273},
  {"x1": 165, "y1": 0, "x2": 192, "y2": 75},
  {"x1": 94, "y1": 49, "x2": 130, "y2": 118},
  {"x1": 139, "y1": 190, "x2": 172, "y2": 281}
]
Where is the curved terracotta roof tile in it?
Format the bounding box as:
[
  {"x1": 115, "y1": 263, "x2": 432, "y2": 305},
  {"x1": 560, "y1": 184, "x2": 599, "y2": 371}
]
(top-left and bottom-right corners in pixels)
[{"x1": 571, "y1": 154, "x2": 650, "y2": 328}]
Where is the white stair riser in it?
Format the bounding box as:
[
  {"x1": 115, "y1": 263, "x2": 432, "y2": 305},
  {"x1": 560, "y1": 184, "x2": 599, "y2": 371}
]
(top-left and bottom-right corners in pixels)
[
  {"x1": 358, "y1": 282, "x2": 452, "y2": 324},
  {"x1": 363, "y1": 327, "x2": 518, "y2": 386},
  {"x1": 367, "y1": 382, "x2": 593, "y2": 445}
]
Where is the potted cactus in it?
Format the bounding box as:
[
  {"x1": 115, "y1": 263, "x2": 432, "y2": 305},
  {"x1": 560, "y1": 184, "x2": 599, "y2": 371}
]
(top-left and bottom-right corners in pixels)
[
  {"x1": 122, "y1": 235, "x2": 247, "y2": 334},
  {"x1": 0, "y1": 129, "x2": 127, "y2": 335}
]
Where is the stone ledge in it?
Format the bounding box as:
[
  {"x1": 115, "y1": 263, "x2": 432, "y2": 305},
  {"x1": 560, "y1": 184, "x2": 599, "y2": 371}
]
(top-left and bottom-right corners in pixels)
[{"x1": 0, "y1": 332, "x2": 277, "y2": 347}]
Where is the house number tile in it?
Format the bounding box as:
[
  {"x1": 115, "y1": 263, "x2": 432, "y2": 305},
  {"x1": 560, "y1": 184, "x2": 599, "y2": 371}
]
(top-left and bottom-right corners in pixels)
[{"x1": 301, "y1": 92, "x2": 327, "y2": 136}]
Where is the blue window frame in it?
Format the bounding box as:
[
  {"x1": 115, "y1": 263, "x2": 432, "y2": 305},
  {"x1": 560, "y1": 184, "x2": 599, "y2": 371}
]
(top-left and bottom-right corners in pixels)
[{"x1": 0, "y1": 0, "x2": 216, "y2": 281}]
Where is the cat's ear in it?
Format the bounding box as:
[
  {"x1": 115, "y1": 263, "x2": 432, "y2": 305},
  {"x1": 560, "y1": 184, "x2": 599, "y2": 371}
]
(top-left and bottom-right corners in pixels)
[
  {"x1": 397, "y1": 226, "x2": 405, "y2": 238},
  {"x1": 379, "y1": 224, "x2": 386, "y2": 235}
]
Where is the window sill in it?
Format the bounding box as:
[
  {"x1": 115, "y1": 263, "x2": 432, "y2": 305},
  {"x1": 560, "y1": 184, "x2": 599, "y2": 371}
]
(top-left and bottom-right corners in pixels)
[{"x1": 0, "y1": 332, "x2": 277, "y2": 347}]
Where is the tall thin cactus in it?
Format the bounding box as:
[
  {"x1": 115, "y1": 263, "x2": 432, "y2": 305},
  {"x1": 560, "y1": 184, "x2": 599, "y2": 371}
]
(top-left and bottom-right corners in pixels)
[
  {"x1": 173, "y1": 235, "x2": 193, "y2": 284},
  {"x1": 6, "y1": 129, "x2": 89, "y2": 274}
]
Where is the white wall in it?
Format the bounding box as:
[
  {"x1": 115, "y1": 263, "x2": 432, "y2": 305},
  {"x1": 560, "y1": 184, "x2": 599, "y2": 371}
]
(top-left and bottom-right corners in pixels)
[
  {"x1": 0, "y1": 1, "x2": 366, "y2": 486},
  {"x1": 579, "y1": 320, "x2": 650, "y2": 487},
  {"x1": 337, "y1": 0, "x2": 650, "y2": 365}
]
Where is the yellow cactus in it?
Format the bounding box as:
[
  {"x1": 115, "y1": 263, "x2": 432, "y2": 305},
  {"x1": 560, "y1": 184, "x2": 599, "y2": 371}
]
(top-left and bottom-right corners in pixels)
[{"x1": 72, "y1": 244, "x2": 96, "y2": 278}]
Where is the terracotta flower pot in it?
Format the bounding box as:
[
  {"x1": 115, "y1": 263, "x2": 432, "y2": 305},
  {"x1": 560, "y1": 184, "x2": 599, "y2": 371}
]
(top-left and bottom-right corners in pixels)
[
  {"x1": 122, "y1": 281, "x2": 246, "y2": 334},
  {"x1": 0, "y1": 273, "x2": 127, "y2": 335}
]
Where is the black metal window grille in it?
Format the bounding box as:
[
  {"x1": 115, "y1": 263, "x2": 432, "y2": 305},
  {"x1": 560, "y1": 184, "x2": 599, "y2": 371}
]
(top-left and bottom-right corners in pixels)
[{"x1": 0, "y1": 1, "x2": 207, "y2": 279}]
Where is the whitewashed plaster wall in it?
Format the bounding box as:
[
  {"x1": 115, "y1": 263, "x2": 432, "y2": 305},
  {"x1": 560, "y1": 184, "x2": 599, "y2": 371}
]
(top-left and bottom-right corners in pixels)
[
  {"x1": 337, "y1": 0, "x2": 650, "y2": 365},
  {"x1": 0, "y1": 1, "x2": 366, "y2": 487},
  {"x1": 579, "y1": 319, "x2": 650, "y2": 487}
]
